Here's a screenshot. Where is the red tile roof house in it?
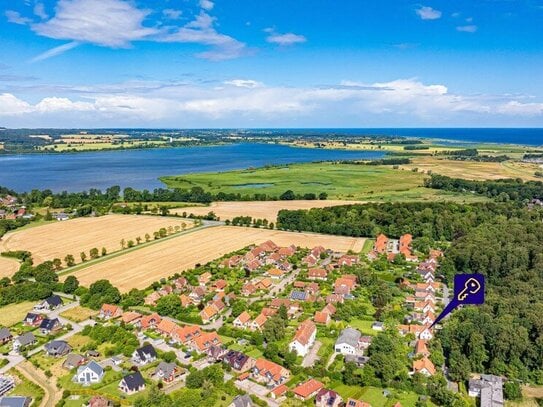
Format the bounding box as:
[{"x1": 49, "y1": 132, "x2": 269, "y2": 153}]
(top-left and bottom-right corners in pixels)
[
  {"x1": 315, "y1": 389, "x2": 343, "y2": 407},
  {"x1": 289, "y1": 319, "x2": 317, "y2": 356},
  {"x1": 156, "y1": 319, "x2": 178, "y2": 337},
  {"x1": 293, "y1": 378, "x2": 324, "y2": 401},
  {"x1": 233, "y1": 311, "x2": 252, "y2": 329},
  {"x1": 277, "y1": 245, "x2": 297, "y2": 256},
  {"x1": 212, "y1": 279, "x2": 228, "y2": 292},
  {"x1": 99, "y1": 304, "x2": 122, "y2": 320},
  {"x1": 308, "y1": 268, "x2": 328, "y2": 281},
  {"x1": 374, "y1": 233, "x2": 389, "y2": 253},
  {"x1": 259, "y1": 240, "x2": 279, "y2": 252},
  {"x1": 174, "y1": 277, "x2": 188, "y2": 290},
  {"x1": 314, "y1": 311, "x2": 331, "y2": 325},
  {"x1": 158, "y1": 285, "x2": 173, "y2": 296},
  {"x1": 249, "y1": 313, "x2": 268, "y2": 331},
  {"x1": 144, "y1": 292, "x2": 162, "y2": 307},
  {"x1": 198, "y1": 272, "x2": 212, "y2": 286},
  {"x1": 412, "y1": 356, "x2": 436, "y2": 376},
  {"x1": 121, "y1": 312, "x2": 142, "y2": 326},
  {"x1": 200, "y1": 304, "x2": 219, "y2": 324},
  {"x1": 241, "y1": 283, "x2": 256, "y2": 296},
  {"x1": 252, "y1": 358, "x2": 290, "y2": 387},
  {"x1": 173, "y1": 325, "x2": 201, "y2": 345},
  {"x1": 193, "y1": 332, "x2": 222, "y2": 353},
  {"x1": 337, "y1": 255, "x2": 359, "y2": 267},
  {"x1": 269, "y1": 384, "x2": 288, "y2": 399},
  {"x1": 140, "y1": 313, "x2": 162, "y2": 330}
]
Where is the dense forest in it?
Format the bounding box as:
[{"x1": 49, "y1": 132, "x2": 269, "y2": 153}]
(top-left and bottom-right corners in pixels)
[
  {"x1": 425, "y1": 174, "x2": 543, "y2": 202},
  {"x1": 276, "y1": 201, "x2": 542, "y2": 240},
  {"x1": 439, "y1": 218, "x2": 543, "y2": 383}
]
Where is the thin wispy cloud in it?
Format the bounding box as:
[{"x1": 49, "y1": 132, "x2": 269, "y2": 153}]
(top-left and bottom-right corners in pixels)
[
  {"x1": 457, "y1": 24, "x2": 478, "y2": 33},
  {"x1": 265, "y1": 29, "x2": 307, "y2": 46},
  {"x1": 33, "y1": 3, "x2": 48, "y2": 20},
  {"x1": 5, "y1": 10, "x2": 32, "y2": 25},
  {"x1": 163, "y1": 9, "x2": 183, "y2": 20},
  {"x1": 31, "y1": 41, "x2": 80, "y2": 62},
  {"x1": 416, "y1": 6, "x2": 442, "y2": 20}
]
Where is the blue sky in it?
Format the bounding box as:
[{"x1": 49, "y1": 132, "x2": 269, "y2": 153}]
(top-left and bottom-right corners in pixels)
[{"x1": 0, "y1": 0, "x2": 542, "y2": 127}]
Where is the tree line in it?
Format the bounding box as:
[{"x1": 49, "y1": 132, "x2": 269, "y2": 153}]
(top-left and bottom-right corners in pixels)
[{"x1": 424, "y1": 174, "x2": 543, "y2": 202}]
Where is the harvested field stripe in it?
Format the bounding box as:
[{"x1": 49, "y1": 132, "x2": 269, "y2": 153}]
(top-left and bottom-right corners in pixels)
[
  {"x1": 65, "y1": 226, "x2": 366, "y2": 292},
  {"x1": 0, "y1": 214, "x2": 195, "y2": 266}
]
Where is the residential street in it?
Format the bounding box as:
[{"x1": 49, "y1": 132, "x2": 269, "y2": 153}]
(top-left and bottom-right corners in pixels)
[
  {"x1": 302, "y1": 340, "x2": 321, "y2": 367},
  {"x1": 235, "y1": 379, "x2": 279, "y2": 407}
]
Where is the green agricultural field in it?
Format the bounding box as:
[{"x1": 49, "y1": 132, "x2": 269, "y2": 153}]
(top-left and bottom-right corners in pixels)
[{"x1": 161, "y1": 162, "x2": 488, "y2": 203}]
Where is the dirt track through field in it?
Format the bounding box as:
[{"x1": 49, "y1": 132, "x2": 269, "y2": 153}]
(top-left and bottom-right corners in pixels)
[
  {"x1": 0, "y1": 215, "x2": 193, "y2": 265},
  {"x1": 174, "y1": 200, "x2": 365, "y2": 222},
  {"x1": 67, "y1": 226, "x2": 366, "y2": 292}
]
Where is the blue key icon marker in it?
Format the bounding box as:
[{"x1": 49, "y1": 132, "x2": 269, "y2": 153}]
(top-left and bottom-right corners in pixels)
[{"x1": 431, "y1": 273, "x2": 485, "y2": 327}]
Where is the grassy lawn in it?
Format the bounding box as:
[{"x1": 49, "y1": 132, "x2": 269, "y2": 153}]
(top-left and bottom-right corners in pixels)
[
  {"x1": 331, "y1": 384, "x2": 425, "y2": 407},
  {"x1": 63, "y1": 395, "x2": 91, "y2": 407},
  {"x1": 161, "y1": 162, "x2": 487, "y2": 203},
  {"x1": 347, "y1": 319, "x2": 378, "y2": 336},
  {"x1": 61, "y1": 306, "x2": 98, "y2": 323},
  {"x1": 67, "y1": 334, "x2": 92, "y2": 351},
  {"x1": 0, "y1": 302, "x2": 36, "y2": 327}
]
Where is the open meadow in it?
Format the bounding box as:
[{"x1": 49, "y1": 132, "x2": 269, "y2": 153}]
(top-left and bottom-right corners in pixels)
[
  {"x1": 0, "y1": 256, "x2": 20, "y2": 278},
  {"x1": 66, "y1": 226, "x2": 366, "y2": 291},
  {"x1": 0, "y1": 215, "x2": 194, "y2": 265},
  {"x1": 176, "y1": 199, "x2": 365, "y2": 222},
  {"x1": 161, "y1": 162, "x2": 487, "y2": 203},
  {"x1": 0, "y1": 301, "x2": 35, "y2": 326},
  {"x1": 402, "y1": 157, "x2": 541, "y2": 181}
]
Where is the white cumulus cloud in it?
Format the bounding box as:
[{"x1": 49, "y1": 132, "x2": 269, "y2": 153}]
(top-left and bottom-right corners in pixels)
[{"x1": 416, "y1": 6, "x2": 442, "y2": 20}]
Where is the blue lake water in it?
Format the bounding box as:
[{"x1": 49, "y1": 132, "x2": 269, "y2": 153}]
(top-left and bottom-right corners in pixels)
[{"x1": 0, "y1": 143, "x2": 384, "y2": 192}]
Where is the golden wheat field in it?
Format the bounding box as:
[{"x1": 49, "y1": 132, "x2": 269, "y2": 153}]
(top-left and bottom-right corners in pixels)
[
  {"x1": 0, "y1": 215, "x2": 194, "y2": 265},
  {"x1": 173, "y1": 200, "x2": 364, "y2": 222},
  {"x1": 0, "y1": 256, "x2": 20, "y2": 278},
  {"x1": 67, "y1": 226, "x2": 366, "y2": 291}
]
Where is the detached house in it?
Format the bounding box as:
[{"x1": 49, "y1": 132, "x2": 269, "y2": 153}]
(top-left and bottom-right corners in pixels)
[
  {"x1": 35, "y1": 295, "x2": 62, "y2": 311},
  {"x1": 44, "y1": 340, "x2": 71, "y2": 357},
  {"x1": 315, "y1": 389, "x2": 343, "y2": 407},
  {"x1": 289, "y1": 319, "x2": 316, "y2": 357},
  {"x1": 132, "y1": 344, "x2": 157, "y2": 365},
  {"x1": 412, "y1": 357, "x2": 436, "y2": 376},
  {"x1": 292, "y1": 379, "x2": 324, "y2": 401},
  {"x1": 0, "y1": 328, "x2": 13, "y2": 345},
  {"x1": 233, "y1": 311, "x2": 251, "y2": 329},
  {"x1": 39, "y1": 318, "x2": 62, "y2": 334},
  {"x1": 154, "y1": 362, "x2": 179, "y2": 383},
  {"x1": 222, "y1": 350, "x2": 254, "y2": 373},
  {"x1": 73, "y1": 361, "x2": 104, "y2": 385},
  {"x1": 23, "y1": 313, "x2": 43, "y2": 327},
  {"x1": 99, "y1": 304, "x2": 122, "y2": 320},
  {"x1": 13, "y1": 332, "x2": 36, "y2": 351},
  {"x1": 119, "y1": 371, "x2": 146, "y2": 395},
  {"x1": 335, "y1": 328, "x2": 364, "y2": 356},
  {"x1": 198, "y1": 272, "x2": 212, "y2": 286}
]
